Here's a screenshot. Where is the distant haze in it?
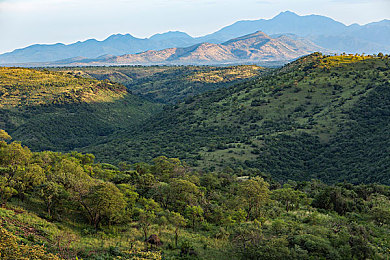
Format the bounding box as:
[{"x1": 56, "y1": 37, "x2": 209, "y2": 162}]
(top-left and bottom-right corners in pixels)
[{"x1": 0, "y1": 0, "x2": 389, "y2": 54}]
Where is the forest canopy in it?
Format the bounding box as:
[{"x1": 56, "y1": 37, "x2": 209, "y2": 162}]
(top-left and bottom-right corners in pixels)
[{"x1": 0, "y1": 130, "x2": 389, "y2": 259}]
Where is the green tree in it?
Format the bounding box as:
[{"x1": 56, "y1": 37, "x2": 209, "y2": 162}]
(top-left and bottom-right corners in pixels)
[
  {"x1": 0, "y1": 130, "x2": 11, "y2": 142},
  {"x1": 117, "y1": 183, "x2": 139, "y2": 217},
  {"x1": 136, "y1": 173, "x2": 156, "y2": 196},
  {"x1": 151, "y1": 156, "x2": 186, "y2": 182},
  {"x1": 38, "y1": 181, "x2": 67, "y2": 217},
  {"x1": 15, "y1": 163, "x2": 46, "y2": 201},
  {"x1": 271, "y1": 186, "x2": 309, "y2": 211},
  {"x1": 369, "y1": 194, "x2": 390, "y2": 226},
  {"x1": 0, "y1": 174, "x2": 17, "y2": 207},
  {"x1": 232, "y1": 208, "x2": 247, "y2": 224},
  {"x1": 184, "y1": 205, "x2": 204, "y2": 231},
  {"x1": 151, "y1": 182, "x2": 171, "y2": 209},
  {"x1": 239, "y1": 177, "x2": 270, "y2": 220},
  {"x1": 83, "y1": 182, "x2": 126, "y2": 229},
  {"x1": 169, "y1": 211, "x2": 186, "y2": 247},
  {"x1": 0, "y1": 141, "x2": 32, "y2": 167},
  {"x1": 0, "y1": 142, "x2": 33, "y2": 206},
  {"x1": 138, "y1": 198, "x2": 161, "y2": 241},
  {"x1": 169, "y1": 179, "x2": 201, "y2": 212}
]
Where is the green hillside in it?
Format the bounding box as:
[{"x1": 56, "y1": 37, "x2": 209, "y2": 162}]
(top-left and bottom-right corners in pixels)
[
  {"x1": 1, "y1": 133, "x2": 390, "y2": 259},
  {"x1": 87, "y1": 53, "x2": 390, "y2": 184},
  {"x1": 51, "y1": 65, "x2": 267, "y2": 103},
  {"x1": 0, "y1": 67, "x2": 162, "y2": 151}
]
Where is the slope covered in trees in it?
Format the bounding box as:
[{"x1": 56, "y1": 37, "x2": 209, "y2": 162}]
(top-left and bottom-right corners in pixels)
[
  {"x1": 87, "y1": 53, "x2": 390, "y2": 184},
  {"x1": 0, "y1": 131, "x2": 389, "y2": 259},
  {"x1": 50, "y1": 65, "x2": 267, "y2": 104},
  {"x1": 2, "y1": 54, "x2": 390, "y2": 185},
  {"x1": 0, "y1": 67, "x2": 162, "y2": 151}
]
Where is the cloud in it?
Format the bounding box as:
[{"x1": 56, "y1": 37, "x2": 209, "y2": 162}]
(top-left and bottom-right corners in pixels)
[{"x1": 0, "y1": 0, "x2": 78, "y2": 11}]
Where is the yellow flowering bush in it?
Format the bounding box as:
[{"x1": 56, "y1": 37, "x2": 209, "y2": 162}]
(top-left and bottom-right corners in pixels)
[{"x1": 0, "y1": 226, "x2": 61, "y2": 260}]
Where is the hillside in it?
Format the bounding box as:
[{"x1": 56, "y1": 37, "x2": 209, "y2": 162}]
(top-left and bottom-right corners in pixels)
[
  {"x1": 50, "y1": 32, "x2": 326, "y2": 66},
  {"x1": 51, "y1": 65, "x2": 268, "y2": 104},
  {"x1": 0, "y1": 133, "x2": 390, "y2": 259},
  {"x1": 86, "y1": 53, "x2": 390, "y2": 184},
  {"x1": 0, "y1": 67, "x2": 162, "y2": 151}
]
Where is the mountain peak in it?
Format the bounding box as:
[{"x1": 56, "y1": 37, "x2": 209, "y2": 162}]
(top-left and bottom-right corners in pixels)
[
  {"x1": 105, "y1": 33, "x2": 136, "y2": 41},
  {"x1": 274, "y1": 11, "x2": 299, "y2": 18},
  {"x1": 150, "y1": 31, "x2": 192, "y2": 40},
  {"x1": 223, "y1": 31, "x2": 270, "y2": 45}
]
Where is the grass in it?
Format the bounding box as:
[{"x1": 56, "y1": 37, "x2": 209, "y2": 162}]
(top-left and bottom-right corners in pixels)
[
  {"x1": 0, "y1": 67, "x2": 126, "y2": 108},
  {"x1": 1, "y1": 199, "x2": 229, "y2": 259}
]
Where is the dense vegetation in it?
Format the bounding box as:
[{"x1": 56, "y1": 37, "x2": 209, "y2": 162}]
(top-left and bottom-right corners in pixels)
[
  {"x1": 0, "y1": 67, "x2": 162, "y2": 151},
  {"x1": 86, "y1": 53, "x2": 390, "y2": 184},
  {"x1": 1, "y1": 53, "x2": 390, "y2": 259},
  {"x1": 50, "y1": 65, "x2": 267, "y2": 104},
  {"x1": 1, "y1": 131, "x2": 390, "y2": 259},
  {"x1": 2, "y1": 54, "x2": 390, "y2": 185}
]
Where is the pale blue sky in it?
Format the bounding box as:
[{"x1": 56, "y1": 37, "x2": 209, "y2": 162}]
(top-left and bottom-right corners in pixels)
[{"x1": 0, "y1": 0, "x2": 389, "y2": 53}]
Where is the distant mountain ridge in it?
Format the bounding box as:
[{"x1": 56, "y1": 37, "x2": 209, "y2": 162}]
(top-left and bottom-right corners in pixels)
[
  {"x1": 0, "y1": 11, "x2": 389, "y2": 64},
  {"x1": 0, "y1": 31, "x2": 197, "y2": 64},
  {"x1": 199, "y1": 11, "x2": 390, "y2": 52},
  {"x1": 46, "y1": 31, "x2": 327, "y2": 65}
]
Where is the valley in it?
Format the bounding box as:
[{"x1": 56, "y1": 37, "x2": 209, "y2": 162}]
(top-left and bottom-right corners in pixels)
[
  {"x1": 2, "y1": 1, "x2": 390, "y2": 259},
  {"x1": 1, "y1": 53, "x2": 390, "y2": 260},
  {"x1": 79, "y1": 53, "x2": 390, "y2": 184}
]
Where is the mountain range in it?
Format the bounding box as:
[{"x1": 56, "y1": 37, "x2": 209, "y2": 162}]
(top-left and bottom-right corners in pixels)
[
  {"x1": 47, "y1": 31, "x2": 327, "y2": 66},
  {"x1": 0, "y1": 11, "x2": 389, "y2": 65}
]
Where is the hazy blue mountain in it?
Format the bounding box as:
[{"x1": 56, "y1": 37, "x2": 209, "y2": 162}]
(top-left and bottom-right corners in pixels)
[
  {"x1": 200, "y1": 11, "x2": 390, "y2": 53},
  {"x1": 43, "y1": 31, "x2": 327, "y2": 66},
  {"x1": 198, "y1": 11, "x2": 348, "y2": 43},
  {"x1": 0, "y1": 32, "x2": 197, "y2": 63},
  {"x1": 1, "y1": 11, "x2": 389, "y2": 64}
]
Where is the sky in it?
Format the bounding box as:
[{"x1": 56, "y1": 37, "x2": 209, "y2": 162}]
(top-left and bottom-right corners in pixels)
[{"x1": 0, "y1": 0, "x2": 389, "y2": 54}]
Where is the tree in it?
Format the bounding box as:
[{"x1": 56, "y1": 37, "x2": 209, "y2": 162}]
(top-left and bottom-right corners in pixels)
[
  {"x1": 239, "y1": 177, "x2": 270, "y2": 220},
  {"x1": 15, "y1": 163, "x2": 46, "y2": 201},
  {"x1": 169, "y1": 179, "x2": 201, "y2": 212},
  {"x1": 271, "y1": 186, "x2": 309, "y2": 212},
  {"x1": 232, "y1": 208, "x2": 247, "y2": 224},
  {"x1": 39, "y1": 181, "x2": 67, "y2": 217},
  {"x1": 51, "y1": 158, "x2": 93, "y2": 205},
  {"x1": 151, "y1": 182, "x2": 171, "y2": 209},
  {"x1": 312, "y1": 186, "x2": 356, "y2": 215},
  {"x1": 83, "y1": 182, "x2": 126, "y2": 229},
  {"x1": 185, "y1": 205, "x2": 204, "y2": 231},
  {"x1": 138, "y1": 198, "x2": 161, "y2": 241},
  {"x1": 0, "y1": 174, "x2": 17, "y2": 207},
  {"x1": 117, "y1": 183, "x2": 139, "y2": 218},
  {"x1": 200, "y1": 172, "x2": 221, "y2": 193},
  {"x1": 151, "y1": 156, "x2": 186, "y2": 182},
  {"x1": 136, "y1": 173, "x2": 156, "y2": 196},
  {"x1": 0, "y1": 142, "x2": 33, "y2": 206},
  {"x1": 0, "y1": 130, "x2": 11, "y2": 142},
  {"x1": 169, "y1": 211, "x2": 186, "y2": 247},
  {"x1": 0, "y1": 141, "x2": 32, "y2": 167},
  {"x1": 369, "y1": 194, "x2": 390, "y2": 226}
]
